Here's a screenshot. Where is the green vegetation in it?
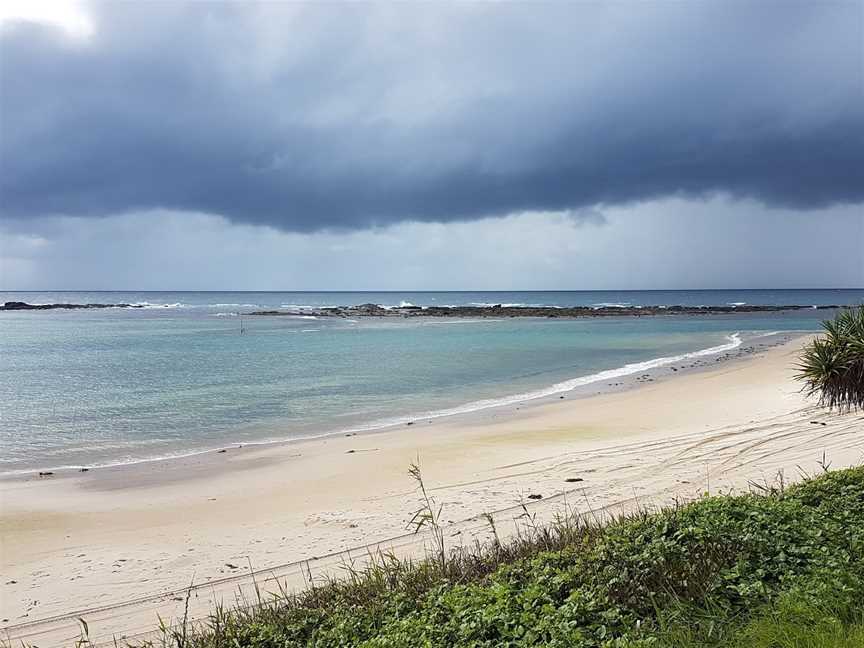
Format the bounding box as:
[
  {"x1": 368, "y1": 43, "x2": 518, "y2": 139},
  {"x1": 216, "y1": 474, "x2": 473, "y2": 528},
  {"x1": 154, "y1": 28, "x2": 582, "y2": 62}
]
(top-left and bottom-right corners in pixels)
[
  {"x1": 133, "y1": 466, "x2": 864, "y2": 648},
  {"x1": 797, "y1": 305, "x2": 864, "y2": 411}
]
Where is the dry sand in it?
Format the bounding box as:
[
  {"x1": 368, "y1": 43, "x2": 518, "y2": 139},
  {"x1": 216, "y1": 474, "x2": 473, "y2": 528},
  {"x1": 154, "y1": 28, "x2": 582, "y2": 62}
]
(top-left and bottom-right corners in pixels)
[{"x1": 2, "y1": 334, "x2": 862, "y2": 646}]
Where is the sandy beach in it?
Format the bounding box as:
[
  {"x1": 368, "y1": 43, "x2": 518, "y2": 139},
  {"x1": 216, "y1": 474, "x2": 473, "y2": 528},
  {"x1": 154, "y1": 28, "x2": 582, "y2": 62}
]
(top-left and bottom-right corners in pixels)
[{"x1": 2, "y1": 333, "x2": 863, "y2": 646}]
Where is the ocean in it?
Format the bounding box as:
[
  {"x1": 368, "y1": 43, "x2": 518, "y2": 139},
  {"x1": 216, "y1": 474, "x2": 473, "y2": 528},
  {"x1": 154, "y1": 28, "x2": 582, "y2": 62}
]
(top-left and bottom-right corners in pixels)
[{"x1": 1, "y1": 290, "x2": 861, "y2": 475}]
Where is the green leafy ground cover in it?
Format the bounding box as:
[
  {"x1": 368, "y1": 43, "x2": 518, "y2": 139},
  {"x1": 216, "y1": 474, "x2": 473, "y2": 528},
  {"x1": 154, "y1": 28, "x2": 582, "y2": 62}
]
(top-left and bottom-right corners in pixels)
[{"x1": 136, "y1": 465, "x2": 864, "y2": 648}]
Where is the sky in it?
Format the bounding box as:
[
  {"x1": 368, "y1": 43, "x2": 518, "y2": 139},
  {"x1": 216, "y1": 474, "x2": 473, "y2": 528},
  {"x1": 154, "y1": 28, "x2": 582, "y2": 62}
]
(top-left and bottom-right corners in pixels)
[{"x1": 0, "y1": 1, "x2": 862, "y2": 290}]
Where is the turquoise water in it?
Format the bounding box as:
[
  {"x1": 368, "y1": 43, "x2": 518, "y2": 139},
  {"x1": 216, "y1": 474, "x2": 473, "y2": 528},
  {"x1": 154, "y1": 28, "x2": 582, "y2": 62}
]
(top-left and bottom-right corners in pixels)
[{"x1": 1, "y1": 290, "x2": 861, "y2": 474}]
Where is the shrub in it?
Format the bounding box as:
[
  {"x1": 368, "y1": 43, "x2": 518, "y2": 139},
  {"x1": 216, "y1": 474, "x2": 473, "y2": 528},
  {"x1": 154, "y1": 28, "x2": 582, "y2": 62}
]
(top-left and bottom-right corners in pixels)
[{"x1": 797, "y1": 306, "x2": 864, "y2": 411}]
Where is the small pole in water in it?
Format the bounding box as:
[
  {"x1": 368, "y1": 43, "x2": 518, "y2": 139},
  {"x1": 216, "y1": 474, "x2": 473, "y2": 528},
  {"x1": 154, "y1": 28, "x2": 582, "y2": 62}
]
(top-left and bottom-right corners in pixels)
[{"x1": 240, "y1": 315, "x2": 245, "y2": 335}]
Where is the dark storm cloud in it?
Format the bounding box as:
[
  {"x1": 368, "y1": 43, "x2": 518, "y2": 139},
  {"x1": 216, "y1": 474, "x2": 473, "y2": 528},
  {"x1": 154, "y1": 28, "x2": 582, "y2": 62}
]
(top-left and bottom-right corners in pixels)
[{"x1": 1, "y1": 1, "x2": 862, "y2": 232}]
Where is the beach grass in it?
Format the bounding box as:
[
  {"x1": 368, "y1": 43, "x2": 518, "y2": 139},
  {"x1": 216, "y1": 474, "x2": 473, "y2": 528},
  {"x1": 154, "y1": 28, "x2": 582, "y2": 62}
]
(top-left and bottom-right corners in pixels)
[{"x1": 103, "y1": 464, "x2": 864, "y2": 648}]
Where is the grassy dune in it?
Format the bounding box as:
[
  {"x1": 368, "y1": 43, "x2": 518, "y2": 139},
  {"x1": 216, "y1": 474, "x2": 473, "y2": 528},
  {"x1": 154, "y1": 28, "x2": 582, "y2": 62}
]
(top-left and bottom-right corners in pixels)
[{"x1": 126, "y1": 465, "x2": 864, "y2": 648}]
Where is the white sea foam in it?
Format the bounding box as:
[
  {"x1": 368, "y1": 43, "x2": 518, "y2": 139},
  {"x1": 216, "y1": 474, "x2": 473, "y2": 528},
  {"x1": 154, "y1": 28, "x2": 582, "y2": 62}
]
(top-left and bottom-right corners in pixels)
[
  {"x1": 279, "y1": 303, "x2": 337, "y2": 310},
  {"x1": 420, "y1": 319, "x2": 502, "y2": 325},
  {"x1": 468, "y1": 302, "x2": 534, "y2": 307},
  {"x1": 727, "y1": 302, "x2": 747, "y2": 307},
  {"x1": 438, "y1": 303, "x2": 549, "y2": 309},
  {"x1": 129, "y1": 301, "x2": 188, "y2": 309},
  {"x1": 591, "y1": 302, "x2": 633, "y2": 308}
]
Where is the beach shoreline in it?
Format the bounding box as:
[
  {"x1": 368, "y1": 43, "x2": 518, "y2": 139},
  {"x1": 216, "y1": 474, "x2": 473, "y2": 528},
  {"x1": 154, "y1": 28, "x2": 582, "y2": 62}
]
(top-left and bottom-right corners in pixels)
[
  {"x1": 2, "y1": 333, "x2": 863, "y2": 646},
  {"x1": 0, "y1": 329, "x2": 804, "y2": 481}
]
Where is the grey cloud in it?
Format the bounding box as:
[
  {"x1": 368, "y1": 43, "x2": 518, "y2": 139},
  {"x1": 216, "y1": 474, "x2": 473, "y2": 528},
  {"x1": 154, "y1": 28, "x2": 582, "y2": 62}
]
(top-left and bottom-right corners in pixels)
[
  {"x1": 1, "y1": 2, "x2": 862, "y2": 232},
  {"x1": 3, "y1": 200, "x2": 861, "y2": 290}
]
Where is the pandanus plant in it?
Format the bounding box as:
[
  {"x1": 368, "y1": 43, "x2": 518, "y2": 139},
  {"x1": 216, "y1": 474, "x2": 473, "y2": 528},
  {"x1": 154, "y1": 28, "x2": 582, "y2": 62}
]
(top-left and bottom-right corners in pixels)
[{"x1": 797, "y1": 305, "x2": 864, "y2": 412}]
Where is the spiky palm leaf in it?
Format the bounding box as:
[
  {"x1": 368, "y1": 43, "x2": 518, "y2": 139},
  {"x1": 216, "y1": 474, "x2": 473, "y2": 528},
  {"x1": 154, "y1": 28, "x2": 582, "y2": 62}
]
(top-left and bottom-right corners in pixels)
[{"x1": 796, "y1": 306, "x2": 864, "y2": 411}]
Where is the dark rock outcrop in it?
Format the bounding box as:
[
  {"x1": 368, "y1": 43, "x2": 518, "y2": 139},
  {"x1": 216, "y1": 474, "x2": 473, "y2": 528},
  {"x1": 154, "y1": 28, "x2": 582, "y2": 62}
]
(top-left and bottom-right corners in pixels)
[
  {"x1": 1, "y1": 301, "x2": 141, "y2": 311},
  {"x1": 248, "y1": 303, "x2": 841, "y2": 319}
]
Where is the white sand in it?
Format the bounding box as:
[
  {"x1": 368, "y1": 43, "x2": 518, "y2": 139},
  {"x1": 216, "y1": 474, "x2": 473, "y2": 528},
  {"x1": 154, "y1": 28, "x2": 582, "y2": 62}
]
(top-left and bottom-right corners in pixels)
[{"x1": 1, "y1": 335, "x2": 862, "y2": 646}]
